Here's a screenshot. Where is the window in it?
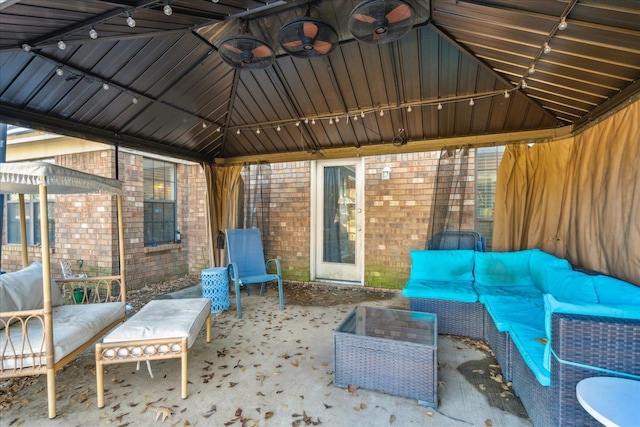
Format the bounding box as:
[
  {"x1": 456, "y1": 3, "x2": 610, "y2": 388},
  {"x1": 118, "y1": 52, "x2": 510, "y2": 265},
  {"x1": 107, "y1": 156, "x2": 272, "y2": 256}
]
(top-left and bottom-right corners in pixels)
[
  {"x1": 143, "y1": 158, "x2": 176, "y2": 246},
  {"x1": 475, "y1": 146, "x2": 505, "y2": 250},
  {"x1": 5, "y1": 194, "x2": 55, "y2": 246}
]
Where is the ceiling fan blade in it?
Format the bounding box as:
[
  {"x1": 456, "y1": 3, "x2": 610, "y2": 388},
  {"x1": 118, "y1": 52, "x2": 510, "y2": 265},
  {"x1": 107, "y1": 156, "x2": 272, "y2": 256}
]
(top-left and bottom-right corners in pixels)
[
  {"x1": 283, "y1": 40, "x2": 303, "y2": 48},
  {"x1": 385, "y1": 3, "x2": 412, "y2": 24},
  {"x1": 303, "y1": 21, "x2": 319, "y2": 39},
  {"x1": 223, "y1": 44, "x2": 243, "y2": 54},
  {"x1": 252, "y1": 45, "x2": 272, "y2": 58},
  {"x1": 313, "y1": 40, "x2": 333, "y2": 54},
  {"x1": 352, "y1": 13, "x2": 377, "y2": 24}
]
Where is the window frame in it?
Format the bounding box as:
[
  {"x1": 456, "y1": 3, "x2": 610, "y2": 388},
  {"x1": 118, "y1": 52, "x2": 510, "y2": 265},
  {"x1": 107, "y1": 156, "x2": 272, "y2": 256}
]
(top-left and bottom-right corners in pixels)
[{"x1": 143, "y1": 158, "x2": 177, "y2": 247}]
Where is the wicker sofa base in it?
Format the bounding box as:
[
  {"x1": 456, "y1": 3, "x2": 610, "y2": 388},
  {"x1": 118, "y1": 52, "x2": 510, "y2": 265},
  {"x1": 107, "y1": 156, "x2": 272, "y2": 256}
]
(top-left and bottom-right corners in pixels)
[
  {"x1": 483, "y1": 310, "x2": 511, "y2": 382},
  {"x1": 409, "y1": 298, "x2": 484, "y2": 340}
]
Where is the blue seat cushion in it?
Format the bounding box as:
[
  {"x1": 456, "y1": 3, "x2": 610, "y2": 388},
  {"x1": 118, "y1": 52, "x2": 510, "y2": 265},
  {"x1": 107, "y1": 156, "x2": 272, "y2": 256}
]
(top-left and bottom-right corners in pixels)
[
  {"x1": 509, "y1": 323, "x2": 550, "y2": 387},
  {"x1": 483, "y1": 295, "x2": 544, "y2": 332},
  {"x1": 402, "y1": 279, "x2": 478, "y2": 303},
  {"x1": 476, "y1": 284, "x2": 542, "y2": 303},
  {"x1": 474, "y1": 250, "x2": 534, "y2": 287},
  {"x1": 409, "y1": 250, "x2": 475, "y2": 282}
]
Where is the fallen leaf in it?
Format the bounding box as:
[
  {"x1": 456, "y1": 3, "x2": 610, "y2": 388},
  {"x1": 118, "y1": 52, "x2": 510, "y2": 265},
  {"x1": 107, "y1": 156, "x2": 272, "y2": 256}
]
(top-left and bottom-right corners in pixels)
[
  {"x1": 485, "y1": 419, "x2": 493, "y2": 426},
  {"x1": 156, "y1": 406, "x2": 174, "y2": 422},
  {"x1": 265, "y1": 411, "x2": 274, "y2": 419},
  {"x1": 426, "y1": 411, "x2": 433, "y2": 417},
  {"x1": 360, "y1": 403, "x2": 366, "y2": 410},
  {"x1": 389, "y1": 414, "x2": 396, "y2": 424}
]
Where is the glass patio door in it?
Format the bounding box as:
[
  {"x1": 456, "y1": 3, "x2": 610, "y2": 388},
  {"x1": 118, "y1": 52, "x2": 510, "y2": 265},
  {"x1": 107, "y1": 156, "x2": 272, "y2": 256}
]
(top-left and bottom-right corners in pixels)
[{"x1": 313, "y1": 159, "x2": 364, "y2": 284}]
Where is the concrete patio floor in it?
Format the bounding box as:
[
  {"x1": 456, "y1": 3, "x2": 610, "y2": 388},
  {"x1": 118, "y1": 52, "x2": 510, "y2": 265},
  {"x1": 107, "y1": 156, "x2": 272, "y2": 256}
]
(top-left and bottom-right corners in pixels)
[{"x1": 1, "y1": 286, "x2": 532, "y2": 426}]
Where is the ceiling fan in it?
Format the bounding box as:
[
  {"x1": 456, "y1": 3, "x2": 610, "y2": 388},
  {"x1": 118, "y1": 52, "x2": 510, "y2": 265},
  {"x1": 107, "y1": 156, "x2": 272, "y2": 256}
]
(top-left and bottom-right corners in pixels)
[
  {"x1": 279, "y1": 6, "x2": 338, "y2": 58},
  {"x1": 348, "y1": 0, "x2": 417, "y2": 44},
  {"x1": 218, "y1": 35, "x2": 275, "y2": 70}
]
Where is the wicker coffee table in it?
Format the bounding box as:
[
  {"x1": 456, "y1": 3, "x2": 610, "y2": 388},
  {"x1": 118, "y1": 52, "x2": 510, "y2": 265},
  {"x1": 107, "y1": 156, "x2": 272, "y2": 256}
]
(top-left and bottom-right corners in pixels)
[{"x1": 333, "y1": 306, "x2": 438, "y2": 407}]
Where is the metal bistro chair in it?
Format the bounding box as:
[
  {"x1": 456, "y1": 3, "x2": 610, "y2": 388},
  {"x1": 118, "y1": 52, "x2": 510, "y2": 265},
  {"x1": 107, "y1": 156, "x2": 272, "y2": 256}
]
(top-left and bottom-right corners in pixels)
[
  {"x1": 225, "y1": 228, "x2": 284, "y2": 319},
  {"x1": 60, "y1": 259, "x2": 88, "y2": 279},
  {"x1": 427, "y1": 230, "x2": 487, "y2": 251}
]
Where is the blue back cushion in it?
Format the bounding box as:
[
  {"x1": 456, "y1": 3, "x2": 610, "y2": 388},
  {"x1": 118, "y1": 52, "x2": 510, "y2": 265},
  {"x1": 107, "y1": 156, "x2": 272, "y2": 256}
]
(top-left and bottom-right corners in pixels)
[
  {"x1": 541, "y1": 268, "x2": 598, "y2": 303},
  {"x1": 529, "y1": 249, "x2": 571, "y2": 289},
  {"x1": 474, "y1": 250, "x2": 534, "y2": 286},
  {"x1": 409, "y1": 250, "x2": 475, "y2": 282},
  {"x1": 592, "y1": 274, "x2": 640, "y2": 305}
]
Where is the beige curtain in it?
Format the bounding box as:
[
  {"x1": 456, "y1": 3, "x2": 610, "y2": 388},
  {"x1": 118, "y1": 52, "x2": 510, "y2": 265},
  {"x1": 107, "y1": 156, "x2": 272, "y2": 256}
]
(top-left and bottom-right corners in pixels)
[
  {"x1": 203, "y1": 164, "x2": 244, "y2": 267},
  {"x1": 494, "y1": 99, "x2": 640, "y2": 285}
]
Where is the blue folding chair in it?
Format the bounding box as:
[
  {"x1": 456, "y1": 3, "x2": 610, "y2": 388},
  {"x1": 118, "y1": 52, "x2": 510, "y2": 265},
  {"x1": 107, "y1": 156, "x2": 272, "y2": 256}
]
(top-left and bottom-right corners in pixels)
[{"x1": 225, "y1": 228, "x2": 284, "y2": 318}]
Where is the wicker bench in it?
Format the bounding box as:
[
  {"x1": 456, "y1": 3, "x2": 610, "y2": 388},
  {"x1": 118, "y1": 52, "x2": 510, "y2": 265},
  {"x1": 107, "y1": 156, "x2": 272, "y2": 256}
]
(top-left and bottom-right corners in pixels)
[{"x1": 95, "y1": 298, "x2": 211, "y2": 408}]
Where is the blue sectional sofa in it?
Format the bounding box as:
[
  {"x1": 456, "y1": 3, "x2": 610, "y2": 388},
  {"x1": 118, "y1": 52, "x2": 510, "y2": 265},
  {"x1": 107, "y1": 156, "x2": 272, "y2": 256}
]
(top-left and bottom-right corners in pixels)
[{"x1": 403, "y1": 248, "x2": 640, "y2": 427}]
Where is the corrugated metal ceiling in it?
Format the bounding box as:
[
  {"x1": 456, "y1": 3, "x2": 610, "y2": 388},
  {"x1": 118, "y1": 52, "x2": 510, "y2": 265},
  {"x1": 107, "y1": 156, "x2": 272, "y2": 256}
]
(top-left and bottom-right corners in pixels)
[{"x1": 0, "y1": 0, "x2": 638, "y2": 164}]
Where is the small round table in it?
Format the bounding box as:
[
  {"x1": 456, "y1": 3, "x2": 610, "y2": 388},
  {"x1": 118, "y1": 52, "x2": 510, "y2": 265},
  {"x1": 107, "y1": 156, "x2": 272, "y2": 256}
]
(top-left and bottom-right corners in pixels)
[
  {"x1": 576, "y1": 377, "x2": 640, "y2": 426},
  {"x1": 201, "y1": 267, "x2": 230, "y2": 313}
]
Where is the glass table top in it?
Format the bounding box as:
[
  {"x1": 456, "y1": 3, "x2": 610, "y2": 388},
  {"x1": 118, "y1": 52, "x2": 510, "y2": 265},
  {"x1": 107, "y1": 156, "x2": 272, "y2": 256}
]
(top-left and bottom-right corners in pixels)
[{"x1": 336, "y1": 306, "x2": 437, "y2": 346}]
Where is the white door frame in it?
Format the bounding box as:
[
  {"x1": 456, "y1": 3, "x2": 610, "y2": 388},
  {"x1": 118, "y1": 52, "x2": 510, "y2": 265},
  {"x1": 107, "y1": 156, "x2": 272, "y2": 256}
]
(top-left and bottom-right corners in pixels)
[{"x1": 310, "y1": 158, "x2": 365, "y2": 284}]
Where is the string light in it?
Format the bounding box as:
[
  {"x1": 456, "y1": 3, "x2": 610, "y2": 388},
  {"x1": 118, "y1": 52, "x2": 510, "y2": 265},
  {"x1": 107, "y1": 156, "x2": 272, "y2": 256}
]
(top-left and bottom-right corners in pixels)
[
  {"x1": 335, "y1": 116, "x2": 339, "y2": 123},
  {"x1": 437, "y1": 103, "x2": 443, "y2": 110},
  {"x1": 295, "y1": 121, "x2": 300, "y2": 126},
  {"x1": 311, "y1": 119, "x2": 315, "y2": 125},
  {"x1": 407, "y1": 106, "x2": 412, "y2": 113},
  {"x1": 276, "y1": 125, "x2": 281, "y2": 131},
  {"x1": 304, "y1": 118, "x2": 309, "y2": 124},
  {"x1": 89, "y1": 27, "x2": 98, "y2": 39},
  {"x1": 237, "y1": 129, "x2": 241, "y2": 134},
  {"x1": 202, "y1": 122, "x2": 207, "y2": 128},
  {"x1": 132, "y1": 97, "x2": 139, "y2": 104},
  {"x1": 22, "y1": 44, "x2": 31, "y2": 52},
  {"x1": 528, "y1": 65, "x2": 536, "y2": 75},
  {"x1": 329, "y1": 117, "x2": 333, "y2": 124},
  {"x1": 57, "y1": 40, "x2": 66, "y2": 50},
  {"x1": 256, "y1": 128, "x2": 260, "y2": 134},
  {"x1": 469, "y1": 98, "x2": 475, "y2": 106},
  {"x1": 543, "y1": 42, "x2": 551, "y2": 54},
  {"x1": 353, "y1": 114, "x2": 358, "y2": 121},
  {"x1": 163, "y1": 2, "x2": 173, "y2": 16},
  {"x1": 379, "y1": 110, "x2": 384, "y2": 117},
  {"x1": 102, "y1": 83, "x2": 110, "y2": 90},
  {"x1": 55, "y1": 68, "x2": 64, "y2": 76},
  {"x1": 361, "y1": 111, "x2": 365, "y2": 118},
  {"x1": 520, "y1": 80, "x2": 528, "y2": 89},
  {"x1": 558, "y1": 17, "x2": 567, "y2": 31},
  {"x1": 504, "y1": 91, "x2": 510, "y2": 99},
  {"x1": 216, "y1": 127, "x2": 221, "y2": 132},
  {"x1": 126, "y1": 13, "x2": 136, "y2": 27}
]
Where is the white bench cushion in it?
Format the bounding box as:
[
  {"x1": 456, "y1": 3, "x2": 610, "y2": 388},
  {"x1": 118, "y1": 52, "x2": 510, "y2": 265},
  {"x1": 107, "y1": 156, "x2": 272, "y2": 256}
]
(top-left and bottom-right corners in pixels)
[
  {"x1": 1, "y1": 302, "x2": 125, "y2": 370},
  {"x1": 103, "y1": 298, "x2": 210, "y2": 349}
]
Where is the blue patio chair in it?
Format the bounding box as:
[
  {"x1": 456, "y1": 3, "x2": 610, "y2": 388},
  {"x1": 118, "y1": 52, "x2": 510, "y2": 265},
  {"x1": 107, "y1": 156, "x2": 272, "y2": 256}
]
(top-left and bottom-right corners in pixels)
[
  {"x1": 225, "y1": 228, "x2": 284, "y2": 318},
  {"x1": 427, "y1": 230, "x2": 486, "y2": 251}
]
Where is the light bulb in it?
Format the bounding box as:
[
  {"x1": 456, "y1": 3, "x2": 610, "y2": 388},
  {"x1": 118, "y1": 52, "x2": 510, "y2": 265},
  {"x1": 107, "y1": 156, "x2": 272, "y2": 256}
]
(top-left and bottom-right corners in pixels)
[
  {"x1": 437, "y1": 103, "x2": 443, "y2": 110},
  {"x1": 311, "y1": 119, "x2": 315, "y2": 125},
  {"x1": 407, "y1": 106, "x2": 412, "y2": 113},
  {"x1": 379, "y1": 110, "x2": 384, "y2": 117},
  {"x1": 504, "y1": 90, "x2": 510, "y2": 99},
  {"x1": 216, "y1": 127, "x2": 221, "y2": 132},
  {"x1": 126, "y1": 15, "x2": 136, "y2": 27},
  {"x1": 353, "y1": 114, "x2": 358, "y2": 121},
  {"x1": 22, "y1": 44, "x2": 31, "y2": 52},
  {"x1": 329, "y1": 118, "x2": 333, "y2": 125},
  {"x1": 132, "y1": 97, "x2": 138, "y2": 104},
  {"x1": 276, "y1": 126, "x2": 281, "y2": 131},
  {"x1": 469, "y1": 98, "x2": 475, "y2": 107},
  {"x1": 236, "y1": 129, "x2": 241, "y2": 134},
  {"x1": 256, "y1": 129, "x2": 260, "y2": 134},
  {"x1": 202, "y1": 122, "x2": 207, "y2": 128},
  {"x1": 58, "y1": 40, "x2": 66, "y2": 50},
  {"x1": 528, "y1": 65, "x2": 536, "y2": 75},
  {"x1": 102, "y1": 83, "x2": 109, "y2": 90},
  {"x1": 163, "y1": 4, "x2": 172, "y2": 16},
  {"x1": 558, "y1": 17, "x2": 567, "y2": 31},
  {"x1": 521, "y1": 80, "x2": 528, "y2": 89},
  {"x1": 335, "y1": 116, "x2": 339, "y2": 123},
  {"x1": 55, "y1": 68, "x2": 64, "y2": 76},
  {"x1": 89, "y1": 28, "x2": 98, "y2": 39},
  {"x1": 361, "y1": 111, "x2": 365, "y2": 118},
  {"x1": 296, "y1": 121, "x2": 300, "y2": 127},
  {"x1": 543, "y1": 42, "x2": 551, "y2": 54}
]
